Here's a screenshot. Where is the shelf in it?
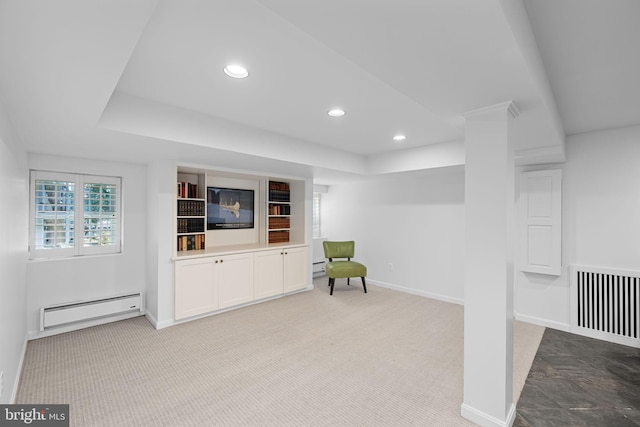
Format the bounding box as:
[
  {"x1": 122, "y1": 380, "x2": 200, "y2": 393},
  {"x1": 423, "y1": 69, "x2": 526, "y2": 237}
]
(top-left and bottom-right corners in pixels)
[
  {"x1": 177, "y1": 217, "x2": 205, "y2": 234},
  {"x1": 268, "y1": 230, "x2": 290, "y2": 244},
  {"x1": 268, "y1": 216, "x2": 290, "y2": 230},
  {"x1": 175, "y1": 173, "x2": 303, "y2": 251},
  {"x1": 268, "y1": 181, "x2": 290, "y2": 203},
  {"x1": 267, "y1": 181, "x2": 291, "y2": 244},
  {"x1": 268, "y1": 203, "x2": 291, "y2": 216},
  {"x1": 176, "y1": 173, "x2": 207, "y2": 252},
  {"x1": 177, "y1": 199, "x2": 205, "y2": 217},
  {"x1": 177, "y1": 181, "x2": 200, "y2": 199},
  {"x1": 177, "y1": 234, "x2": 205, "y2": 251}
]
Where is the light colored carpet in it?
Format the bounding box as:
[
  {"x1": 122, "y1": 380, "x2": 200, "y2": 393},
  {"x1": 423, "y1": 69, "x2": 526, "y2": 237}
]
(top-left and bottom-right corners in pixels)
[{"x1": 17, "y1": 279, "x2": 544, "y2": 426}]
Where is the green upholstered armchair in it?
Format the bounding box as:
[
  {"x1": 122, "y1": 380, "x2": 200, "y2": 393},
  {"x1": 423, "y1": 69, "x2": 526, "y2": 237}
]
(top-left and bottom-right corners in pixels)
[{"x1": 322, "y1": 240, "x2": 367, "y2": 296}]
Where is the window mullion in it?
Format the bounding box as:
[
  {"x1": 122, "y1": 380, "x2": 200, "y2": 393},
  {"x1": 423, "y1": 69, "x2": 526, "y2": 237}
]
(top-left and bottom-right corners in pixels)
[{"x1": 75, "y1": 175, "x2": 84, "y2": 256}]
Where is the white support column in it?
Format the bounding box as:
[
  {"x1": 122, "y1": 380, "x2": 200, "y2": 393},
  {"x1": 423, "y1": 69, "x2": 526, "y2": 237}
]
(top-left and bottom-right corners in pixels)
[{"x1": 461, "y1": 102, "x2": 518, "y2": 427}]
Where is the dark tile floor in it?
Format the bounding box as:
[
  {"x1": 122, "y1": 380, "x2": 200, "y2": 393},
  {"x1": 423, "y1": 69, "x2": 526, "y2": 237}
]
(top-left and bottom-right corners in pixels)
[{"x1": 515, "y1": 328, "x2": 640, "y2": 426}]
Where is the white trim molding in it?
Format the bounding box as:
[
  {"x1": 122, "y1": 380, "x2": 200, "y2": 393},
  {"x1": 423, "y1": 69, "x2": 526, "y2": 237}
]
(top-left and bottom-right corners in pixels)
[
  {"x1": 367, "y1": 279, "x2": 464, "y2": 306},
  {"x1": 11, "y1": 337, "x2": 29, "y2": 403},
  {"x1": 463, "y1": 100, "x2": 519, "y2": 120},
  {"x1": 461, "y1": 402, "x2": 516, "y2": 427}
]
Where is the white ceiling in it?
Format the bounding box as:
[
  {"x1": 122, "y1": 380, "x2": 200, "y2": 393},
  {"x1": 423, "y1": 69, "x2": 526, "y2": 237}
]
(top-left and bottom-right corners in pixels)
[
  {"x1": 524, "y1": 0, "x2": 640, "y2": 135},
  {"x1": 0, "y1": 0, "x2": 638, "y2": 183}
]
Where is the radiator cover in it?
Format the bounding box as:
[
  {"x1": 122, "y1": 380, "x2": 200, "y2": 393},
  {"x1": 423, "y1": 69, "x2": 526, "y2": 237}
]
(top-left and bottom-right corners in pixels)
[{"x1": 570, "y1": 265, "x2": 639, "y2": 348}]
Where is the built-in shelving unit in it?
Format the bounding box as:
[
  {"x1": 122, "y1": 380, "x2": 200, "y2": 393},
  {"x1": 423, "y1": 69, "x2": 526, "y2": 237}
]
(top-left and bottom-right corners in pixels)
[
  {"x1": 268, "y1": 180, "x2": 291, "y2": 244},
  {"x1": 172, "y1": 166, "x2": 310, "y2": 323},
  {"x1": 174, "y1": 168, "x2": 306, "y2": 253},
  {"x1": 176, "y1": 172, "x2": 206, "y2": 252}
]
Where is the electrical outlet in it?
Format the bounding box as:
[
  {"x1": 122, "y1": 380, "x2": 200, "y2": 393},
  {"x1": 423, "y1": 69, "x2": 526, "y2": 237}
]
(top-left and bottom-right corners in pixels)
[{"x1": 387, "y1": 262, "x2": 394, "y2": 271}]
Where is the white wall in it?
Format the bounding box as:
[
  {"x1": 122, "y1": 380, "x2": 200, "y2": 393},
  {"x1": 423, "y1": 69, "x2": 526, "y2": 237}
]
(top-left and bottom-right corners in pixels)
[
  {"x1": 321, "y1": 166, "x2": 465, "y2": 303},
  {"x1": 323, "y1": 127, "x2": 640, "y2": 330},
  {"x1": 26, "y1": 154, "x2": 147, "y2": 337},
  {"x1": 147, "y1": 160, "x2": 178, "y2": 328},
  {"x1": 515, "y1": 125, "x2": 640, "y2": 328},
  {"x1": 0, "y1": 101, "x2": 28, "y2": 403},
  {"x1": 145, "y1": 160, "x2": 170, "y2": 327}
]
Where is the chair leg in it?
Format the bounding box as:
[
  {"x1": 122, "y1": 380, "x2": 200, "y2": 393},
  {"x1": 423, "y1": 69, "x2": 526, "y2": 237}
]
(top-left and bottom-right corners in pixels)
[
  {"x1": 347, "y1": 277, "x2": 350, "y2": 286},
  {"x1": 361, "y1": 277, "x2": 367, "y2": 293},
  {"x1": 327, "y1": 277, "x2": 331, "y2": 287},
  {"x1": 329, "y1": 278, "x2": 335, "y2": 296}
]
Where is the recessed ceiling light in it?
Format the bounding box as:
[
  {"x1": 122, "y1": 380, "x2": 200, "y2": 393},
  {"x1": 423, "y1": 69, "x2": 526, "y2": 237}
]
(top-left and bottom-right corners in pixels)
[
  {"x1": 224, "y1": 64, "x2": 248, "y2": 79},
  {"x1": 327, "y1": 109, "x2": 346, "y2": 117},
  {"x1": 393, "y1": 134, "x2": 407, "y2": 142}
]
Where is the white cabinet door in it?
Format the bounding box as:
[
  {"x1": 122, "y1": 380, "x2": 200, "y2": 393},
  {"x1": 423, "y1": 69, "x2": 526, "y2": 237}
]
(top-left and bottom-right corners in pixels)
[
  {"x1": 218, "y1": 253, "x2": 254, "y2": 309},
  {"x1": 175, "y1": 258, "x2": 217, "y2": 320},
  {"x1": 254, "y1": 249, "x2": 284, "y2": 300},
  {"x1": 519, "y1": 170, "x2": 562, "y2": 275},
  {"x1": 283, "y1": 246, "x2": 308, "y2": 293}
]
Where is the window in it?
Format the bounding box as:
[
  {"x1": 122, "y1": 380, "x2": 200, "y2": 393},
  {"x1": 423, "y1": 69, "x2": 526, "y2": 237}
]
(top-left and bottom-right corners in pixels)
[
  {"x1": 30, "y1": 171, "x2": 121, "y2": 259},
  {"x1": 312, "y1": 192, "x2": 321, "y2": 238}
]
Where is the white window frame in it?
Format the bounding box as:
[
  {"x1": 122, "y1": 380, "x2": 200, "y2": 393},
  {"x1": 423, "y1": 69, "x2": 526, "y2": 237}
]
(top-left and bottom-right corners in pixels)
[
  {"x1": 312, "y1": 192, "x2": 321, "y2": 239},
  {"x1": 30, "y1": 170, "x2": 122, "y2": 259}
]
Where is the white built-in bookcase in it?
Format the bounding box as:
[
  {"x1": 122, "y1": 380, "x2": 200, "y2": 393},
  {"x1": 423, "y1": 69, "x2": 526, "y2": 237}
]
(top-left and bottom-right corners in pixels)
[
  {"x1": 172, "y1": 166, "x2": 310, "y2": 322},
  {"x1": 175, "y1": 167, "x2": 307, "y2": 255}
]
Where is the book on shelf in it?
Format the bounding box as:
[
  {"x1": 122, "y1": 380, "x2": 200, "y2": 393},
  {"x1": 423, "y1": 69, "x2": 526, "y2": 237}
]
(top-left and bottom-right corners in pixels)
[
  {"x1": 268, "y1": 217, "x2": 290, "y2": 229},
  {"x1": 177, "y1": 218, "x2": 205, "y2": 233},
  {"x1": 177, "y1": 234, "x2": 205, "y2": 251},
  {"x1": 268, "y1": 181, "x2": 290, "y2": 202},
  {"x1": 268, "y1": 230, "x2": 290, "y2": 244},
  {"x1": 177, "y1": 199, "x2": 205, "y2": 216},
  {"x1": 177, "y1": 181, "x2": 199, "y2": 199},
  {"x1": 268, "y1": 204, "x2": 290, "y2": 216}
]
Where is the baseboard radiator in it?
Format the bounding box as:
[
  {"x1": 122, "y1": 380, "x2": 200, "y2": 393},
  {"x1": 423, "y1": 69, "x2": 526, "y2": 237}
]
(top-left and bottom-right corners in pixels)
[
  {"x1": 570, "y1": 265, "x2": 639, "y2": 347},
  {"x1": 40, "y1": 293, "x2": 142, "y2": 331},
  {"x1": 313, "y1": 237, "x2": 327, "y2": 277}
]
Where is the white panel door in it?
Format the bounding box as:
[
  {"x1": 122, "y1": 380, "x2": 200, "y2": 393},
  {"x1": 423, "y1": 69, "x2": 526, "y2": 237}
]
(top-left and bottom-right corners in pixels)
[
  {"x1": 519, "y1": 170, "x2": 562, "y2": 275},
  {"x1": 283, "y1": 246, "x2": 308, "y2": 293},
  {"x1": 254, "y1": 249, "x2": 284, "y2": 300},
  {"x1": 218, "y1": 253, "x2": 254, "y2": 309},
  {"x1": 175, "y1": 258, "x2": 217, "y2": 320}
]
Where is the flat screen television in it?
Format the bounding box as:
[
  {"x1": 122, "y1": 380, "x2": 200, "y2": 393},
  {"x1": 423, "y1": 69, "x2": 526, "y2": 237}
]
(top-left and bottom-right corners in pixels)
[{"x1": 206, "y1": 187, "x2": 255, "y2": 230}]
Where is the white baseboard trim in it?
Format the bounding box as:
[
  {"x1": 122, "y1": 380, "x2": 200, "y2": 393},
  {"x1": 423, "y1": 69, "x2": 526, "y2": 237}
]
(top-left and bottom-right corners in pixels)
[
  {"x1": 284, "y1": 284, "x2": 315, "y2": 296},
  {"x1": 569, "y1": 325, "x2": 640, "y2": 348},
  {"x1": 461, "y1": 402, "x2": 516, "y2": 427},
  {"x1": 152, "y1": 284, "x2": 315, "y2": 330},
  {"x1": 154, "y1": 318, "x2": 174, "y2": 330},
  {"x1": 145, "y1": 311, "x2": 159, "y2": 329},
  {"x1": 27, "y1": 311, "x2": 145, "y2": 340},
  {"x1": 367, "y1": 279, "x2": 464, "y2": 306},
  {"x1": 506, "y1": 403, "x2": 516, "y2": 427},
  {"x1": 11, "y1": 337, "x2": 29, "y2": 403},
  {"x1": 514, "y1": 313, "x2": 570, "y2": 332},
  {"x1": 515, "y1": 314, "x2": 639, "y2": 348}
]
